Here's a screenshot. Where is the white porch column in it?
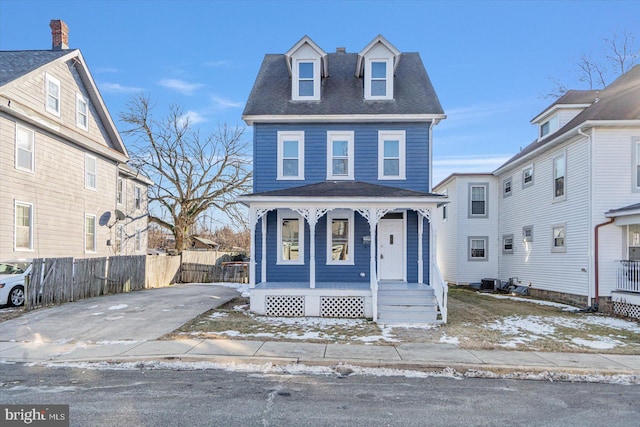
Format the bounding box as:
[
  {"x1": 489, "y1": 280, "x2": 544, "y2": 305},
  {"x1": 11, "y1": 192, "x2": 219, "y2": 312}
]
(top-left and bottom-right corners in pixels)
[
  {"x1": 293, "y1": 208, "x2": 328, "y2": 289},
  {"x1": 261, "y1": 215, "x2": 267, "y2": 284},
  {"x1": 249, "y1": 208, "x2": 257, "y2": 288},
  {"x1": 416, "y1": 209, "x2": 432, "y2": 285}
]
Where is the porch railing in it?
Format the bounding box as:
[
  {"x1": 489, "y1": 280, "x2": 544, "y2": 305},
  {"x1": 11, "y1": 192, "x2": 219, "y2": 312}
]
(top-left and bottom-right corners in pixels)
[
  {"x1": 431, "y1": 260, "x2": 448, "y2": 323},
  {"x1": 616, "y1": 260, "x2": 640, "y2": 293}
]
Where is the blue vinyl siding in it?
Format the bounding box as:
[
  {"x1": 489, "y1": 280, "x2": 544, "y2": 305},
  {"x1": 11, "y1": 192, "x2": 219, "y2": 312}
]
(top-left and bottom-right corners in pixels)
[
  {"x1": 254, "y1": 210, "x2": 430, "y2": 285},
  {"x1": 253, "y1": 122, "x2": 431, "y2": 193}
]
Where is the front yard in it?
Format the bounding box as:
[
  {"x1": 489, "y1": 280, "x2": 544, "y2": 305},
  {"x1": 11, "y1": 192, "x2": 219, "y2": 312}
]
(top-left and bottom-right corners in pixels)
[{"x1": 166, "y1": 286, "x2": 640, "y2": 354}]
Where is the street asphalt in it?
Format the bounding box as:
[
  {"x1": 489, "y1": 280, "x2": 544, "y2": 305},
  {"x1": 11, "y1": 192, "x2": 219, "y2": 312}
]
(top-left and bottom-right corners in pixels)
[{"x1": 1, "y1": 283, "x2": 639, "y2": 377}]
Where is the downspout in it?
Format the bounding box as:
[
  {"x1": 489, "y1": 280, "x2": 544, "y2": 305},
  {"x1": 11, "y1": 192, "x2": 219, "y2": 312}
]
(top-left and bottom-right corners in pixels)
[
  {"x1": 593, "y1": 217, "x2": 615, "y2": 311},
  {"x1": 578, "y1": 127, "x2": 595, "y2": 310},
  {"x1": 428, "y1": 120, "x2": 435, "y2": 191}
]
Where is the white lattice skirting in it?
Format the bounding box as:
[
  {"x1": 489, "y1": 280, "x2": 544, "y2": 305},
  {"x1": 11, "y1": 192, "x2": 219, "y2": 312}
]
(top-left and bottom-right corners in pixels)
[
  {"x1": 320, "y1": 296, "x2": 365, "y2": 318},
  {"x1": 265, "y1": 295, "x2": 305, "y2": 317},
  {"x1": 613, "y1": 301, "x2": 640, "y2": 319}
]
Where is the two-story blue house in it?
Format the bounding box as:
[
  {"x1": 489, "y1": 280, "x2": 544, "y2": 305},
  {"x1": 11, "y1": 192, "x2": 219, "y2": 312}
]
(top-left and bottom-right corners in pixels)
[{"x1": 240, "y1": 35, "x2": 448, "y2": 323}]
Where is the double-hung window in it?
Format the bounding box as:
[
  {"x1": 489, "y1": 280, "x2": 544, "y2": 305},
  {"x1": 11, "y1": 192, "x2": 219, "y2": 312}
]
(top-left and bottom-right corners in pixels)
[
  {"x1": 15, "y1": 125, "x2": 35, "y2": 172},
  {"x1": 502, "y1": 234, "x2": 514, "y2": 254},
  {"x1": 468, "y1": 236, "x2": 488, "y2": 261},
  {"x1": 293, "y1": 60, "x2": 320, "y2": 100},
  {"x1": 468, "y1": 183, "x2": 488, "y2": 218},
  {"x1": 327, "y1": 131, "x2": 354, "y2": 180},
  {"x1": 523, "y1": 225, "x2": 534, "y2": 243},
  {"x1": 277, "y1": 210, "x2": 304, "y2": 264},
  {"x1": 134, "y1": 186, "x2": 142, "y2": 210},
  {"x1": 553, "y1": 153, "x2": 566, "y2": 200},
  {"x1": 15, "y1": 202, "x2": 33, "y2": 251},
  {"x1": 45, "y1": 73, "x2": 61, "y2": 116},
  {"x1": 85, "y1": 214, "x2": 96, "y2": 253},
  {"x1": 85, "y1": 154, "x2": 97, "y2": 190},
  {"x1": 277, "y1": 131, "x2": 304, "y2": 180},
  {"x1": 552, "y1": 224, "x2": 566, "y2": 252},
  {"x1": 635, "y1": 139, "x2": 640, "y2": 190},
  {"x1": 503, "y1": 177, "x2": 512, "y2": 198},
  {"x1": 326, "y1": 210, "x2": 354, "y2": 264},
  {"x1": 522, "y1": 164, "x2": 534, "y2": 188},
  {"x1": 117, "y1": 178, "x2": 124, "y2": 205},
  {"x1": 378, "y1": 130, "x2": 405, "y2": 179},
  {"x1": 366, "y1": 59, "x2": 392, "y2": 100},
  {"x1": 76, "y1": 93, "x2": 89, "y2": 130},
  {"x1": 115, "y1": 224, "x2": 123, "y2": 254}
]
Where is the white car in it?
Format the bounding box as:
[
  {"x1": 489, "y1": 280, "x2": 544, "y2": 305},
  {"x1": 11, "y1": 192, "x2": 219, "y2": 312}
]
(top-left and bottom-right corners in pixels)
[{"x1": 0, "y1": 261, "x2": 31, "y2": 307}]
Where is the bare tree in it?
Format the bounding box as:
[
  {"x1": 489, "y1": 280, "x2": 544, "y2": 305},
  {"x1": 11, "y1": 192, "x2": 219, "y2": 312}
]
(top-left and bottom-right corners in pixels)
[
  {"x1": 546, "y1": 29, "x2": 639, "y2": 98},
  {"x1": 121, "y1": 94, "x2": 252, "y2": 252}
]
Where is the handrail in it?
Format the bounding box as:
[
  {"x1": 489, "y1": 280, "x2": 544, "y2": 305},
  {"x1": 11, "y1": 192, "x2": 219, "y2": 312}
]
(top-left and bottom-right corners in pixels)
[
  {"x1": 616, "y1": 260, "x2": 640, "y2": 293},
  {"x1": 431, "y1": 260, "x2": 448, "y2": 323}
]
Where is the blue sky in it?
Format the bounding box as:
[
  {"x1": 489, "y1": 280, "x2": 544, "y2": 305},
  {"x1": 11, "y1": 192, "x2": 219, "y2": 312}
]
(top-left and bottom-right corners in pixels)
[{"x1": 1, "y1": 0, "x2": 639, "y2": 186}]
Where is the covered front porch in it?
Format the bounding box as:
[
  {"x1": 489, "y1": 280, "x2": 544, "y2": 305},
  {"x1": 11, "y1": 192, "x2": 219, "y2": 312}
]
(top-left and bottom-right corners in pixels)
[{"x1": 239, "y1": 181, "x2": 449, "y2": 323}]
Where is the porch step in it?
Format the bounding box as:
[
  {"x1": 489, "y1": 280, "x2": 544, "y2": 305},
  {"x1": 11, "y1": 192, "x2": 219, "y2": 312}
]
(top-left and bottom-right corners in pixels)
[{"x1": 377, "y1": 288, "x2": 439, "y2": 324}]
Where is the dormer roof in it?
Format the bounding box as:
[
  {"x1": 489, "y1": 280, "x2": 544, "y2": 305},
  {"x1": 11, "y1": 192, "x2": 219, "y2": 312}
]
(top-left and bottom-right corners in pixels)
[
  {"x1": 284, "y1": 35, "x2": 328, "y2": 77},
  {"x1": 355, "y1": 34, "x2": 401, "y2": 78}
]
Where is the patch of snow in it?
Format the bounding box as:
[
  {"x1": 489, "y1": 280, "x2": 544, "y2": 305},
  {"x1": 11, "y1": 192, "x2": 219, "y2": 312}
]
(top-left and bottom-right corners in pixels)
[
  {"x1": 439, "y1": 335, "x2": 460, "y2": 345},
  {"x1": 478, "y1": 293, "x2": 580, "y2": 311},
  {"x1": 87, "y1": 305, "x2": 99, "y2": 309},
  {"x1": 91, "y1": 312, "x2": 104, "y2": 316},
  {"x1": 108, "y1": 304, "x2": 128, "y2": 311},
  {"x1": 571, "y1": 336, "x2": 623, "y2": 350},
  {"x1": 208, "y1": 312, "x2": 228, "y2": 319}
]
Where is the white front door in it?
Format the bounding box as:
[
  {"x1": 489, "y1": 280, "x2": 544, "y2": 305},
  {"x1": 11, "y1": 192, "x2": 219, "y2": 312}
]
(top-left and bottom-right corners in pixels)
[{"x1": 378, "y1": 219, "x2": 404, "y2": 281}]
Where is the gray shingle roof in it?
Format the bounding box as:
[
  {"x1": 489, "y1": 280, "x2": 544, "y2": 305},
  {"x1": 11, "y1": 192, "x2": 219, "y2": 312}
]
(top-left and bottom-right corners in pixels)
[
  {"x1": 606, "y1": 202, "x2": 640, "y2": 216},
  {"x1": 498, "y1": 65, "x2": 640, "y2": 170},
  {"x1": 245, "y1": 181, "x2": 445, "y2": 198},
  {"x1": 243, "y1": 51, "x2": 444, "y2": 117},
  {"x1": 0, "y1": 50, "x2": 74, "y2": 87}
]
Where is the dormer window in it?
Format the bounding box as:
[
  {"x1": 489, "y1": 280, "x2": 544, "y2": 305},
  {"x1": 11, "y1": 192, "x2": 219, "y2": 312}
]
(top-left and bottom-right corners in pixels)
[
  {"x1": 357, "y1": 35, "x2": 400, "y2": 101},
  {"x1": 286, "y1": 36, "x2": 327, "y2": 101},
  {"x1": 539, "y1": 115, "x2": 559, "y2": 138}
]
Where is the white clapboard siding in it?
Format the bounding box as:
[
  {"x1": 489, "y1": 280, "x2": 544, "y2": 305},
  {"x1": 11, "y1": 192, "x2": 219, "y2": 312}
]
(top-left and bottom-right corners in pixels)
[{"x1": 434, "y1": 179, "x2": 457, "y2": 283}]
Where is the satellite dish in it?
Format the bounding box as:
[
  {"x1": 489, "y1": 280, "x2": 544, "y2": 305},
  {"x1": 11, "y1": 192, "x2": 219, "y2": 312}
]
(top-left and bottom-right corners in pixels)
[{"x1": 115, "y1": 209, "x2": 126, "y2": 221}]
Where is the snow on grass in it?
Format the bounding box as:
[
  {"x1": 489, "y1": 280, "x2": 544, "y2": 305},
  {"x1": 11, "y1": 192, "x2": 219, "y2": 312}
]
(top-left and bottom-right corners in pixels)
[
  {"x1": 207, "y1": 312, "x2": 228, "y2": 319},
  {"x1": 571, "y1": 336, "x2": 624, "y2": 350},
  {"x1": 195, "y1": 282, "x2": 250, "y2": 298},
  {"x1": 478, "y1": 292, "x2": 580, "y2": 311},
  {"x1": 439, "y1": 335, "x2": 460, "y2": 345},
  {"x1": 108, "y1": 304, "x2": 128, "y2": 311}
]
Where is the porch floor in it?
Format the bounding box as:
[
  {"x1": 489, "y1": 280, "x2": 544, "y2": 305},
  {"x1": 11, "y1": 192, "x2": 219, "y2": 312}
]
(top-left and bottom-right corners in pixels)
[{"x1": 253, "y1": 281, "x2": 433, "y2": 291}]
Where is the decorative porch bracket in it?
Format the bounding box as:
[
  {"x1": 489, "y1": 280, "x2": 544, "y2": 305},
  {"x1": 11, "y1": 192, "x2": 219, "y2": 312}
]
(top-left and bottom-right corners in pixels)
[
  {"x1": 292, "y1": 208, "x2": 330, "y2": 289},
  {"x1": 355, "y1": 207, "x2": 394, "y2": 321}
]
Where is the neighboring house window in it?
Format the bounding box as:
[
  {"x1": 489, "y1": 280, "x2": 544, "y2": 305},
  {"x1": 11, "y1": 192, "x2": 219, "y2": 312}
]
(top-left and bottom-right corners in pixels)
[
  {"x1": 552, "y1": 224, "x2": 566, "y2": 253},
  {"x1": 635, "y1": 139, "x2": 640, "y2": 190},
  {"x1": 468, "y1": 236, "x2": 488, "y2": 261},
  {"x1": 15, "y1": 202, "x2": 33, "y2": 251},
  {"x1": 553, "y1": 152, "x2": 566, "y2": 200},
  {"x1": 277, "y1": 210, "x2": 304, "y2": 264},
  {"x1": 522, "y1": 164, "x2": 534, "y2": 188},
  {"x1": 15, "y1": 125, "x2": 35, "y2": 172},
  {"x1": 523, "y1": 225, "x2": 534, "y2": 243},
  {"x1": 45, "y1": 73, "x2": 61, "y2": 116},
  {"x1": 85, "y1": 154, "x2": 97, "y2": 190},
  {"x1": 76, "y1": 93, "x2": 89, "y2": 131},
  {"x1": 326, "y1": 210, "x2": 354, "y2": 265},
  {"x1": 502, "y1": 234, "x2": 514, "y2": 254},
  {"x1": 365, "y1": 59, "x2": 392, "y2": 100},
  {"x1": 327, "y1": 131, "x2": 354, "y2": 180},
  {"x1": 540, "y1": 115, "x2": 558, "y2": 138},
  {"x1": 277, "y1": 131, "x2": 305, "y2": 180},
  {"x1": 135, "y1": 228, "x2": 142, "y2": 252},
  {"x1": 134, "y1": 186, "x2": 141, "y2": 210},
  {"x1": 503, "y1": 177, "x2": 512, "y2": 198},
  {"x1": 115, "y1": 224, "x2": 123, "y2": 254},
  {"x1": 293, "y1": 60, "x2": 320, "y2": 100},
  {"x1": 442, "y1": 205, "x2": 447, "y2": 221},
  {"x1": 468, "y1": 183, "x2": 488, "y2": 218},
  {"x1": 378, "y1": 130, "x2": 405, "y2": 179},
  {"x1": 85, "y1": 214, "x2": 96, "y2": 252},
  {"x1": 117, "y1": 178, "x2": 124, "y2": 205}
]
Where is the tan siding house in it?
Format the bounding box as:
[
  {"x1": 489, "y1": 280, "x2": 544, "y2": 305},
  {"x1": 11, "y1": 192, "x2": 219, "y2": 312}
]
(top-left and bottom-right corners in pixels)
[{"x1": 0, "y1": 20, "x2": 150, "y2": 260}]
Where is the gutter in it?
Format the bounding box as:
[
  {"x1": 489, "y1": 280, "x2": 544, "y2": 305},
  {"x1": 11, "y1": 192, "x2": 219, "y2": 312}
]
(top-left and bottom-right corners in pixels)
[{"x1": 593, "y1": 217, "x2": 615, "y2": 311}]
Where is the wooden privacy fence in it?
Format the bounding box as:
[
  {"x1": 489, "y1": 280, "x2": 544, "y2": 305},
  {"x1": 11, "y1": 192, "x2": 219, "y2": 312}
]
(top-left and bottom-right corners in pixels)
[{"x1": 25, "y1": 251, "x2": 247, "y2": 310}]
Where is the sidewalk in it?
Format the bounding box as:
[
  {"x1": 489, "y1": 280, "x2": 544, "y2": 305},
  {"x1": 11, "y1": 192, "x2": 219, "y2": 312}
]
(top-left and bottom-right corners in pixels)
[{"x1": 2, "y1": 337, "x2": 640, "y2": 376}]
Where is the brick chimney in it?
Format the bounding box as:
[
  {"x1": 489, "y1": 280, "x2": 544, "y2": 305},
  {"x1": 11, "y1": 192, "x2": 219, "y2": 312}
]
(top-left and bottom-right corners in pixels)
[{"x1": 50, "y1": 20, "x2": 69, "y2": 50}]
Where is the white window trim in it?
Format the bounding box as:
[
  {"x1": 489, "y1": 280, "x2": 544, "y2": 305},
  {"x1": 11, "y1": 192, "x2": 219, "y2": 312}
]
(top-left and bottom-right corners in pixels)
[
  {"x1": 378, "y1": 130, "x2": 406, "y2": 180},
  {"x1": 134, "y1": 186, "x2": 142, "y2": 210},
  {"x1": 15, "y1": 124, "x2": 35, "y2": 173},
  {"x1": 45, "y1": 73, "x2": 61, "y2": 117},
  {"x1": 85, "y1": 214, "x2": 97, "y2": 253},
  {"x1": 14, "y1": 201, "x2": 34, "y2": 252},
  {"x1": 277, "y1": 131, "x2": 305, "y2": 180},
  {"x1": 553, "y1": 151, "x2": 567, "y2": 202},
  {"x1": 523, "y1": 225, "x2": 534, "y2": 243},
  {"x1": 633, "y1": 138, "x2": 640, "y2": 193},
  {"x1": 292, "y1": 59, "x2": 320, "y2": 101},
  {"x1": 365, "y1": 58, "x2": 393, "y2": 100},
  {"x1": 502, "y1": 234, "x2": 514, "y2": 254},
  {"x1": 551, "y1": 223, "x2": 566, "y2": 253},
  {"x1": 326, "y1": 131, "x2": 354, "y2": 180},
  {"x1": 468, "y1": 182, "x2": 489, "y2": 218},
  {"x1": 442, "y1": 205, "x2": 448, "y2": 222},
  {"x1": 522, "y1": 164, "x2": 534, "y2": 189},
  {"x1": 76, "y1": 93, "x2": 89, "y2": 131},
  {"x1": 326, "y1": 210, "x2": 355, "y2": 265},
  {"x1": 277, "y1": 210, "x2": 305, "y2": 265},
  {"x1": 117, "y1": 178, "x2": 125, "y2": 206},
  {"x1": 85, "y1": 154, "x2": 97, "y2": 190},
  {"x1": 468, "y1": 236, "x2": 488, "y2": 261}
]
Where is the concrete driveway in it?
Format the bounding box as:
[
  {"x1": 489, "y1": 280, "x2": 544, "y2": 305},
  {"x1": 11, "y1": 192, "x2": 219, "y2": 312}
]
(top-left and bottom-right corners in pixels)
[{"x1": 0, "y1": 284, "x2": 239, "y2": 343}]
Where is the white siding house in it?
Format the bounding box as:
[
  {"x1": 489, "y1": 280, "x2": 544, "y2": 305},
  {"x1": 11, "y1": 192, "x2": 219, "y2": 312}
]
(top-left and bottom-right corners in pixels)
[
  {"x1": 0, "y1": 20, "x2": 150, "y2": 260},
  {"x1": 437, "y1": 65, "x2": 640, "y2": 317}
]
